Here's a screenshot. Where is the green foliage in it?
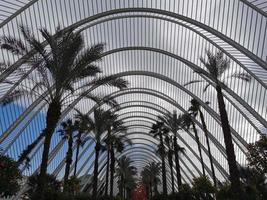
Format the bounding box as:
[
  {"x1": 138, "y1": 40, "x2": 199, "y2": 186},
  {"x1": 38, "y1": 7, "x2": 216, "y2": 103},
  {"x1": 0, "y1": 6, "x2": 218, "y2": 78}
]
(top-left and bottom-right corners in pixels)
[
  {"x1": 192, "y1": 176, "x2": 216, "y2": 200},
  {"x1": 116, "y1": 156, "x2": 137, "y2": 198},
  {"x1": 247, "y1": 136, "x2": 267, "y2": 174},
  {"x1": 0, "y1": 153, "x2": 22, "y2": 198},
  {"x1": 73, "y1": 193, "x2": 92, "y2": 200},
  {"x1": 23, "y1": 173, "x2": 62, "y2": 200},
  {"x1": 179, "y1": 184, "x2": 195, "y2": 200},
  {"x1": 98, "y1": 195, "x2": 114, "y2": 200},
  {"x1": 141, "y1": 162, "x2": 161, "y2": 198},
  {"x1": 216, "y1": 183, "x2": 232, "y2": 200},
  {"x1": 216, "y1": 181, "x2": 264, "y2": 200},
  {"x1": 64, "y1": 176, "x2": 81, "y2": 195},
  {"x1": 151, "y1": 194, "x2": 168, "y2": 200}
]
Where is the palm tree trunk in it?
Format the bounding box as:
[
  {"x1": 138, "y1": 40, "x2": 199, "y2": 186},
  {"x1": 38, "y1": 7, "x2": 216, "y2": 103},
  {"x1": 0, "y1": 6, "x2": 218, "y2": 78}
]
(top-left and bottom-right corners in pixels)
[
  {"x1": 105, "y1": 146, "x2": 110, "y2": 196},
  {"x1": 199, "y1": 110, "x2": 217, "y2": 187},
  {"x1": 173, "y1": 136, "x2": 182, "y2": 190},
  {"x1": 109, "y1": 146, "x2": 115, "y2": 197},
  {"x1": 160, "y1": 134, "x2": 167, "y2": 195},
  {"x1": 153, "y1": 180, "x2": 158, "y2": 196},
  {"x1": 73, "y1": 132, "x2": 81, "y2": 177},
  {"x1": 93, "y1": 142, "x2": 101, "y2": 197},
  {"x1": 123, "y1": 184, "x2": 126, "y2": 199},
  {"x1": 63, "y1": 133, "x2": 73, "y2": 192},
  {"x1": 168, "y1": 152, "x2": 175, "y2": 193},
  {"x1": 149, "y1": 182, "x2": 152, "y2": 198},
  {"x1": 38, "y1": 100, "x2": 61, "y2": 196},
  {"x1": 192, "y1": 122, "x2": 206, "y2": 177},
  {"x1": 216, "y1": 86, "x2": 241, "y2": 192},
  {"x1": 119, "y1": 174, "x2": 123, "y2": 197}
]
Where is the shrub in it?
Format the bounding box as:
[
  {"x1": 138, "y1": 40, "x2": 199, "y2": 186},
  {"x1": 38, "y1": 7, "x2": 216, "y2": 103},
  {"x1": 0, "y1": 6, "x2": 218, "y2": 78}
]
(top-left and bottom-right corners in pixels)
[
  {"x1": 23, "y1": 173, "x2": 62, "y2": 200},
  {"x1": 0, "y1": 153, "x2": 22, "y2": 198}
]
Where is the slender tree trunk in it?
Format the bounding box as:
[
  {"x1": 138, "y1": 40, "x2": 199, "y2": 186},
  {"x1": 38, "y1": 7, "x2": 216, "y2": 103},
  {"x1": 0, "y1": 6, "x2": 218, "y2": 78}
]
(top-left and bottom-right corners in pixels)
[
  {"x1": 160, "y1": 134, "x2": 167, "y2": 195},
  {"x1": 216, "y1": 86, "x2": 241, "y2": 193},
  {"x1": 146, "y1": 184, "x2": 150, "y2": 199},
  {"x1": 154, "y1": 180, "x2": 158, "y2": 196},
  {"x1": 149, "y1": 182, "x2": 152, "y2": 198},
  {"x1": 63, "y1": 133, "x2": 73, "y2": 191},
  {"x1": 199, "y1": 110, "x2": 217, "y2": 187},
  {"x1": 93, "y1": 142, "x2": 101, "y2": 197},
  {"x1": 119, "y1": 174, "x2": 124, "y2": 198},
  {"x1": 105, "y1": 129, "x2": 111, "y2": 196},
  {"x1": 173, "y1": 136, "x2": 182, "y2": 190},
  {"x1": 38, "y1": 100, "x2": 61, "y2": 197},
  {"x1": 105, "y1": 146, "x2": 110, "y2": 196},
  {"x1": 192, "y1": 122, "x2": 206, "y2": 177},
  {"x1": 109, "y1": 146, "x2": 115, "y2": 197},
  {"x1": 168, "y1": 151, "x2": 175, "y2": 193},
  {"x1": 123, "y1": 184, "x2": 126, "y2": 200},
  {"x1": 73, "y1": 132, "x2": 81, "y2": 177}
]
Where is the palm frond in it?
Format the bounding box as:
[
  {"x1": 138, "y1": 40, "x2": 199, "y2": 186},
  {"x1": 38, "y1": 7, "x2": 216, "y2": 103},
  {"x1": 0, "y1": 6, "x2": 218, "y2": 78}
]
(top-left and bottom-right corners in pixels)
[
  {"x1": 201, "y1": 50, "x2": 231, "y2": 80},
  {"x1": 229, "y1": 72, "x2": 251, "y2": 82},
  {"x1": 90, "y1": 76, "x2": 129, "y2": 90},
  {"x1": 184, "y1": 80, "x2": 204, "y2": 87},
  {"x1": 103, "y1": 97, "x2": 119, "y2": 108},
  {"x1": 73, "y1": 64, "x2": 102, "y2": 81},
  {"x1": 73, "y1": 43, "x2": 104, "y2": 71},
  {"x1": 39, "y1": 28, "x2": 58, "y2": 59},
  {"x1": 0, "y1": 36, "x2": 28, "y2": 55},
  {"x1": 18, "y1": 131, "x2": 45, "y2": 164},
  {"x1": 0, "y1": 89, "x2": 29, "y2": 105},
  {"x1": 203, "y1": 83, "x2": 211, "y2": 92}
]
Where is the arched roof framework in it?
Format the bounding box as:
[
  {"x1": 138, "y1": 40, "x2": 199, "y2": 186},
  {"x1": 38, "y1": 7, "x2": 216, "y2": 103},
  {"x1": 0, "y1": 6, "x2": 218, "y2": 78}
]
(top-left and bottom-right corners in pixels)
[
  {"x1": 19, "y1": 87, "x2": 229, "y2": 177},
  {"x1": 0, "y1": 0, "x2": 266, "y2": 196},
  {"x1": 51, "y1": 101, "x2": 230, "y2": 183}
]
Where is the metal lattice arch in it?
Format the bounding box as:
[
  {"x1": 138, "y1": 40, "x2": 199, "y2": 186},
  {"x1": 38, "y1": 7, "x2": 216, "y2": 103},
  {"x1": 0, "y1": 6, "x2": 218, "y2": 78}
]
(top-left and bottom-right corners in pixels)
[{"x1": 0, "y1": 0, "x2": 267, "y2": 197}]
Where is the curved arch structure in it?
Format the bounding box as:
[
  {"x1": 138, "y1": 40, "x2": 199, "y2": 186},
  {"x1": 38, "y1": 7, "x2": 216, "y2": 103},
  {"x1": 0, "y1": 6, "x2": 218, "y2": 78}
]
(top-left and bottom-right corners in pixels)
[{"x1": 0, "y1": 0, "x2": 266, "y2": 197}]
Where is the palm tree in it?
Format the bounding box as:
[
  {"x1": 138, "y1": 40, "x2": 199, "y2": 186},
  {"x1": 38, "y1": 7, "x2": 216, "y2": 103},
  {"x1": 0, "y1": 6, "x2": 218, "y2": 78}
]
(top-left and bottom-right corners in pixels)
[
  {"x1": 73, "y1": 110, "x2": 93, "y2": 177},
  {"x1": 159, "y1": 112, "x2": 183, "y2": 190},
  {"x1": 0, "y1": 25, "x2": 128, "y2": 194},
  {"x1": 141, "y1": 168, "x2": 153, "y2": 199},
  {"x1": 165, "y1": 135, "x2": 175, "y2": 193},
  {"x1": 185, "y1": 50, "x2": 251, "y2": 193},
  {"x1": 116, "y1": 156, "x2": 137, "y2": 199},
  {"x1": 189, "y1": 98, "x2": 216, "y2": 187},
  {"x1": 103, "y1": 119, "x2": 130, "y2": 197},
  {"x1": 84, "y1": 108, "x2": 115, "y2": 197},
  {"x1": 150, "y1": 121, "x2": 168, "y2": 195},
  {"x1": 181, "y1": 113, "x2": 206, "y2": 177},
  {"x1": 141, "y1": 162, "x2": 161, "y2": 197},
  {"x1": 103, "y1": 112, "x2": 122, "y2": 196},
  {"x1": 57, "y1": 119, "x2": 77, "y2": 190}
]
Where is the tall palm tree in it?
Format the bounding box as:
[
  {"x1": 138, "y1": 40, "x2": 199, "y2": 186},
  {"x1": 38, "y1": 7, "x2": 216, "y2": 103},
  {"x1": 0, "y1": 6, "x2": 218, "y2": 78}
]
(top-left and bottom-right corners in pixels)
[
  {"x1": 165, "y1": 135, "x2": 175, "y2": 193},
  {"x1": 185, "y1": 50, "x2": 251, "y2": 193},
  {"x1": 181, "y1": 113, "x2": 206, "y2": 177},
  {"x1": 103, "y1": 112, "x2": 123, "y2": 196},
  {"x1": 116, "y1": 156, "x2": 137, "y2": 199},
  {"x1": 57, "y1": 119, "x2": 77, "y2": 190},
  {"x1": 104, "y1": 120, "x2": 130, "y2": 197},
  {"x1": 73, "y1": 110, "x2": 93, "y2": 177},
  {"x1": 159, "y1": 112, "x2": 183, "y2": 190},
  {"x1": 141, "y1": 162, "x2": 161, "y2": 198},
  {"x1": 150, "y1": 121, "x2": 168, "y2": 195},
  {"x1": 85, "y1": 108, "x2": 115, "y2": 197},
  {"x1": 0, "y1": 25, "x2": 128, "y2": 194},
  {"x1": 141, "y1": 168, "x2": 153, "y2": 199},
  {"x1": 189, "y1": 98, "x2": 216, "y2": 187}
]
